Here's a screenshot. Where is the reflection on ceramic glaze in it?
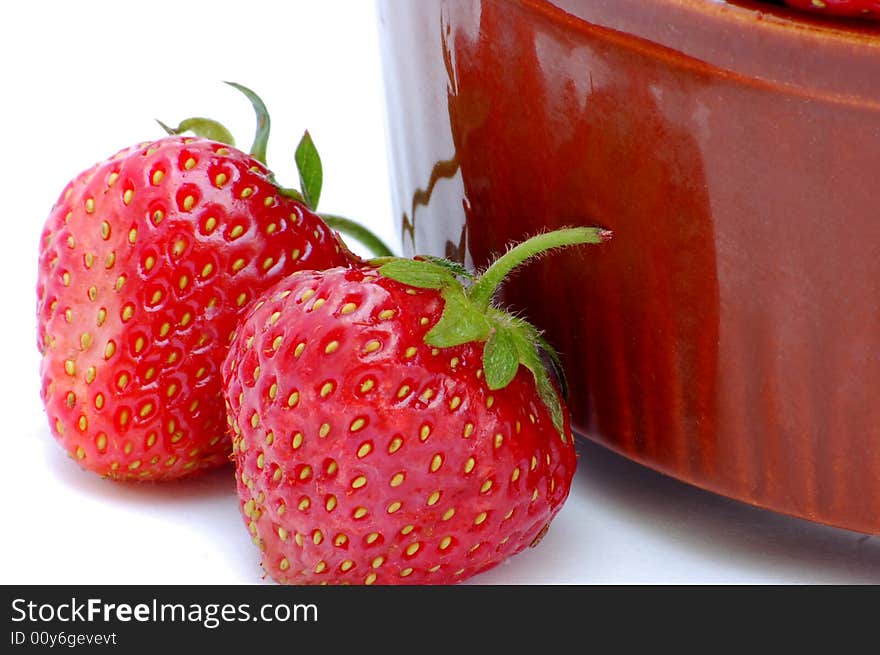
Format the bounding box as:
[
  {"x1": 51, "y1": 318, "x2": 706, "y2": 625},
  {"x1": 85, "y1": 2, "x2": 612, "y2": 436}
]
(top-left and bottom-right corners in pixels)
[
  {"x1": 377, "y1": 0, "x2": 468, "y2": 261},
  {"x1": 399, "y1": 156, "x2": 461, "y2": 259}
]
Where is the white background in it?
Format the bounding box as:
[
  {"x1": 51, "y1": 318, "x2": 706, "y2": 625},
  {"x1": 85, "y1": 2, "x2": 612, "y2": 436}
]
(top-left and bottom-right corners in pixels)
[{"x1": 1, "y1": 0, "x2": 878, "y2": 585}]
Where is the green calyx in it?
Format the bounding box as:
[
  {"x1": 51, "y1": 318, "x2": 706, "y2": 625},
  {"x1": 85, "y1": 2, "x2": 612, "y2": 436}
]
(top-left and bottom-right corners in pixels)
[
  {"x1": 224, "y1": 81, "x2": 270, "y2": 165},
  {"x1": 158, "y1": 81, "x2": 269, "y2": 164},
  {"x1": 157, "y1": 82, "x2": 394, "y2": 258},
  {"x1": 157, "y1": 117, "x2": 236, "y2": 146},
  {"x1": 377, "y1": 227, "x2": 611, "y2": 435}
]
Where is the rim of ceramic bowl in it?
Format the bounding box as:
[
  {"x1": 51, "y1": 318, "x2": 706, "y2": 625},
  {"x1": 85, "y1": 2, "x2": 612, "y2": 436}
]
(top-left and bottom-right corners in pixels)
[{"x1": 519, "y1": 0, "x2": 880, "y2": 103}]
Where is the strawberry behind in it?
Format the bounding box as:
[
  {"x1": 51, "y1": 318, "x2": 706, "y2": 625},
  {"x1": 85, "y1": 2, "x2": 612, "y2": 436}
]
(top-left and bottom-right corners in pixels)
[{"x1": 37, "y1": 136, "x2": 353, "y2": 481}]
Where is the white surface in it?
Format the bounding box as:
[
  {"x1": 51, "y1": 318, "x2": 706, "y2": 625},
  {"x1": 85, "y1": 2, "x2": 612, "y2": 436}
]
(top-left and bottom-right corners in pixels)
[{"x1": 1, "y1": 0, "x2": 878, "y2": 585}]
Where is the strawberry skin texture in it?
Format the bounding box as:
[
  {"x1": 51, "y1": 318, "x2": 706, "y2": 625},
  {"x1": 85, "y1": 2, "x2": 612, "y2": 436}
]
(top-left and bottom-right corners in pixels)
[
  {"x1": 37, "y1": 136, "x2": 352, "y2": 481},
  {"x1": 223, "y1": 266, "x2": 576, "y2": 584},
  {"x1": 777, "y1": 0, "x2": 880, "y2": 19}
]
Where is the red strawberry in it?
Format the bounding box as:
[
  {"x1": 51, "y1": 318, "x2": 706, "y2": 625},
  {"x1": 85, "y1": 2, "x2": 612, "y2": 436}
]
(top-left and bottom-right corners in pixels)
[
  {"x1": 223, "y1": 228, "x2": 609, "y2": 584},
  {"x1": 773, "y1": 0, "x2": 880, "y2": 19},
  {"x1": 35, "y1": 85, "x2": 382, "y2": 481}
]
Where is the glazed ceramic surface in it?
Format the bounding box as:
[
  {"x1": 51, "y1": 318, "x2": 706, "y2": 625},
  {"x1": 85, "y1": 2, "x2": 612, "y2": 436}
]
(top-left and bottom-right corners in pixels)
[{"x1": 378, "y1": 0, "x2": 880, "y2": 533}]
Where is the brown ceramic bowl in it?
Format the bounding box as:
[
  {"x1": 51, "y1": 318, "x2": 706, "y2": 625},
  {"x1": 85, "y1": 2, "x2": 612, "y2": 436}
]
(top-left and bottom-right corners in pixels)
[{"x1": 378, "y1": 0, "x2": 880, "y2": 534}]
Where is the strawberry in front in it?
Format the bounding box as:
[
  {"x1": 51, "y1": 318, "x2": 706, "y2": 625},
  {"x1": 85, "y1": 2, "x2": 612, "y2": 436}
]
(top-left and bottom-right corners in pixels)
[{"x1": 224, "y1": 228, "x2": 609, "y2": 583}]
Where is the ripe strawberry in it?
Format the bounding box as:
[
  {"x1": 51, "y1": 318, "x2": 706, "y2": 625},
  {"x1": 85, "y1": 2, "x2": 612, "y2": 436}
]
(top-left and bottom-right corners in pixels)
[
  {"x1": 223, "y1": 227, "x2": 609, "y2": 584},
  {"x1": 773, "y1": 0, "x2": 880, "y2": 19},
  {"x1": 36, "y1": 85, "x2": 381, "y2": 481}
]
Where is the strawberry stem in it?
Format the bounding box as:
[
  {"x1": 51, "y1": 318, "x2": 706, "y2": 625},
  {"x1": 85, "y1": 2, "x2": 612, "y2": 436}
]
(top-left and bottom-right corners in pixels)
[
  {"x1": 468, "y1": 227, "x2": 611, "y2": 310},
  {"x1": 322, "y1": 214, "x2": 395, "y2": 258}
]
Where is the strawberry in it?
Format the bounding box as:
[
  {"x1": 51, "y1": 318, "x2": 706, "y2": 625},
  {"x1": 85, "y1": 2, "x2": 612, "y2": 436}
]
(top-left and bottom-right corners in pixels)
[
  {"x1": 223, "y1": 227, "x2": 610, "y2": 584},
  {"x1": 771, "y1": 0, "x2": 880, "y2": 19},
  {"x1": 36, "y1": 84, "x2": 391, "y2": 481}
]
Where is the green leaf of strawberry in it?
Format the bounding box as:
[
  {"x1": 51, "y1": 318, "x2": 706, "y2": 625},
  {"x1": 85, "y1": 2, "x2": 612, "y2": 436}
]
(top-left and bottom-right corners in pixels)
[
  {"x1": 422, "y1": 287, "x2": 490, "y2": 346},
  {"x1": 377, "y1": 258, "x2": 457, "y2": 289},
  {"x1": 295, "y1": 130, "x2": 322, "y2": 211},
  {"x1": 156, "y1": 117, "x2": 236, "y2": 145},
  {"x1": 418, "y1": 255, "x2": 474, "y2": 279},
  {"x1": 483, "y1": 326, "x2": 519, "y2": 390},
  {"x1": 224, "y1": 81, "x2": 271, "y2": 165}
]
